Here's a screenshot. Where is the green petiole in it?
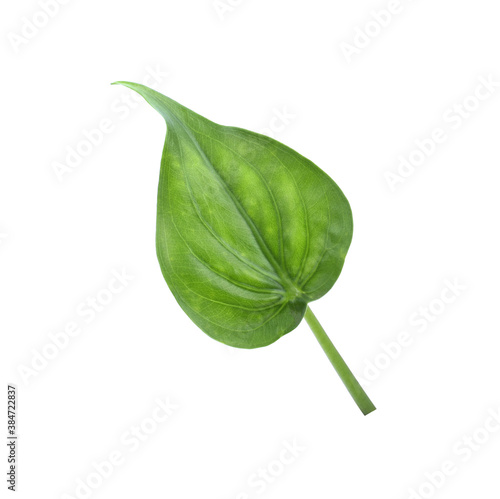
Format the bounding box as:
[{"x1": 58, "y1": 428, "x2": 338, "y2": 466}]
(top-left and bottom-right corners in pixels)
[{"x1": 304, "y1": 306, "x2": 376, "y2": 416}]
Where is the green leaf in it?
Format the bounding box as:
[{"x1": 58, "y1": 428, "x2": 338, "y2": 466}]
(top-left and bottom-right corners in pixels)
[{"x1": 113, "y1": 82, "x2": 375, "y2": 414}]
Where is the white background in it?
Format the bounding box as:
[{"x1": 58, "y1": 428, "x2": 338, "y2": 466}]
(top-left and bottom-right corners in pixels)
[{"x1": 2, "y1": 0, "x2": 500, "y2": 498}]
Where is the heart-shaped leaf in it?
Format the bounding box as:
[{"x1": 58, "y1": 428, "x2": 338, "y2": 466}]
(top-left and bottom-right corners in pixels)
[{"x1": 113, "y1": 82, "x2": 375, "y2": 415}]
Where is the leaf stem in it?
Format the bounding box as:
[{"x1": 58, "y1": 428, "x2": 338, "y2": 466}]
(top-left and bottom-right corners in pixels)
[{"x1": 304, "y1": 306, "x2": 376, "y2": 416}]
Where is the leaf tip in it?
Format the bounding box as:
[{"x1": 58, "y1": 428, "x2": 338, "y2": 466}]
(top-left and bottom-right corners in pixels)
[{"x1": 111, "y1": 80, "x2": 135, "y2": 88}]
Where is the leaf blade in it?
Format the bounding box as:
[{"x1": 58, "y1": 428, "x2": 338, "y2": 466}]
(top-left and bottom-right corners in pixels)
[{"x1": 114, "y1": 82, "x2": 353, "y2": 348}]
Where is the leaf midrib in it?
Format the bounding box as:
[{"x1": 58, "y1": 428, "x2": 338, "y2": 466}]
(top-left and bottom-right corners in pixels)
[{"x1": 168, "y1": 112, "x2": 303, "y2": 300}]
